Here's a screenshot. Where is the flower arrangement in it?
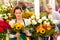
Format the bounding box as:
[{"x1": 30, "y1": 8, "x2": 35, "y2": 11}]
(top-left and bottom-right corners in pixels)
[
  {"x1": 11, "y1": 23, "x2": 25, "y2": 40},
  {"x1": 11, "y1": 23, "x2": 25, "y2": 34},
  {"x1": 0, "y1": 5, "x2": 13, "y2": 21},
  {"x1": 0, "y1": 5, "x2": 12, "y2": 14},
  {"x1": 26, "y1": 16, "x2": 56, "y2": 40},
  {"x1": 0, "y1": 20, "x2": 11, "y2": 40},
  {"x1": 22, "y1": 12, "x2": 35, "y2": 18}
]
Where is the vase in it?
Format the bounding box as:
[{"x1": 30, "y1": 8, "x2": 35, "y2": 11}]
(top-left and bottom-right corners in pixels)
[
  {"x1": 44, "y1": 36, "x2": 50, "y2": 40},
  {"x1": 57, "y1": 24, "x2": 60, "y2": 30}
]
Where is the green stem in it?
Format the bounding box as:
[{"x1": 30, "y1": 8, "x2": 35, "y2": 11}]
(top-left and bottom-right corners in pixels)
[
  {"x1": 17, "y1": 37, "x2": 22, "y2": 40},
  {"x1": 38, "y1": 36, "x2": 44, "y2": 40}
]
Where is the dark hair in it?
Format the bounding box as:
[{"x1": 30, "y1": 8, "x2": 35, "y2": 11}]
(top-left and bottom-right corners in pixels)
[{"x1": 14, "y1": 6, "x2": 22, "y2": 13}]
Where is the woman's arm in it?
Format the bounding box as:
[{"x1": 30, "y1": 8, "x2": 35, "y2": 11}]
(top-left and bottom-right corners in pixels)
[{"x1": 9, "y1": 33, "x2": 20, "y2": 38}]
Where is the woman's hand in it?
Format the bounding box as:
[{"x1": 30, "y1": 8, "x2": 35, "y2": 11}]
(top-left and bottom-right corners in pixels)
[
  {"x1": 23, "y1": 29, "x2": 31, "y2": 36},
  {"x1": 14, "y1": 32, "x2": 20, "y2": 38}
]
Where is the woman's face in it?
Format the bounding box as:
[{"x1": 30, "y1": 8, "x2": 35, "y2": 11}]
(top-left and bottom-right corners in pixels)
[
  {"x1": 45, "y1": 6, "x2": 52, "y2": 13},
  {"x1": 15, "y1": 9, "x2": 22, "y2": 19}
]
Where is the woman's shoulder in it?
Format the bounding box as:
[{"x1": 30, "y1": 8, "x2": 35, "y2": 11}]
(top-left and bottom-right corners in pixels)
[
  {"x1": 23, "y1": 18, "x2": 31, "y2": 26},
  {"x1": 9, "y1": 19, "x2": 16, "y2": 26}
]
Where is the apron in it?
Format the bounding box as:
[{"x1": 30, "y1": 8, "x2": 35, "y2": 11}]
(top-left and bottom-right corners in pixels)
[{"x1": 10, "y1": 19, "x2": 27, "y2": 40}]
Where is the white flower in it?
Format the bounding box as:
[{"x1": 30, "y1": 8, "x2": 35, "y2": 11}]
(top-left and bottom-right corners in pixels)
[
  {"x1": 24, "y1": 19, "x2": 31, "y2": 26},
  {"x1": 2, "y1": 5, "x2": 7, "y2": 8},
  {"x1": 44, "y1": 21, "x2": 50, "y2": 25},
  {"x1": 27, "y1": 19, "x2": 31, "y2": 25},
  {"x1": 41, "y1": 16, "x2": 47, "y2": 20},
  {"x1": 8, "y1": 13, "x2": 11, "y2": 16},
  {"x1": 48, "y1": 14, "x2": 52, "y2": 19},
  {"x1": 26, "y1": 8, "x2": 29, "y2": 12},
  {"x1": 38, "y1": 19, "x2": 42, "y2": 23},
  {"x1": 3, "y1": 14, "x2": 6, "y2": 16},
  {"x1": 44, "y1": 21, "x2": 47, "y2": 24},
  {"x1": 52, "y1": 20, "x2": 58, "y2": 24},
  {"x1": 46, "y1": 19, "x2": 49, "y2": 21},
  {"x1": 47, "y1": 22, "x2": 50, "y2": 25},
  {"x1": 0, "y1": 14, "x2": 3, "y2": 18},
  {"x1": 2, "y1": 14, "x2": 8, "y2": 19},
  {"x1": 31, "y1": 20, "x2": 37, "y2": 25},
  {"x1": 31, "y1": 16, "x2": 35, "y2": 19},
  {"x1": 3, "y1": 16, "x2": 8, "y2": 19},
  {"x1": 36, "y1": 17, "x2": 40, "y2": 19}
]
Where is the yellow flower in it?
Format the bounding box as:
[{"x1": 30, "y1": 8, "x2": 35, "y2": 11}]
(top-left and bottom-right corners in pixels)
[
  {"x1": 22, "y1": 12, "x2": 35, "y2": 18},
  {"x1": 16, "y1": 24, "x2": 25, "y2": 30},
  {"x1": 11, "y1": 25, "x2": 14, "y2": 28},
  {"x1": 47, "y1": 27, "x2": 51, "y2": 30},
  {"x1": 40, "y1": 28, "x2": 45, "y2": 34},
  {"x1": 11, "y1": 23, "x2": 16, "y2": 28},
  {"x1": 37, "y1": 30, "x2": 40, "y2": 33},
  {"x1": 46, "y1": 24, "x2": 51, "y2": 30},
  {"x1": 36, "y1": 24, "x2": 43, "y2": 33},
  {"x1": 16, "y1": 26, "x2": 21, "y2": 30},
  {"x1": 12, "y1": 23, "x2": 25, "y2": 30},
  {"x1": 39, "y1": 23, "x2": 43, "y2": 28},
  {"x1": 0, "y1": 8, "x2": 2, "y2": 10}
]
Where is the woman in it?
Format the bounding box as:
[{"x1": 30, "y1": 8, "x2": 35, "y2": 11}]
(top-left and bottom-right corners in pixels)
[
  {"x1": 9, "y1": 6, "x2": 31, "y2": 40},
  {"x1": 45, "y1": 4, "x2": 60, "y2": 40}
]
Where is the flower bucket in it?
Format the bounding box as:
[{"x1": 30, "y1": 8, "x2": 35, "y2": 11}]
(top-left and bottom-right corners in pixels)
[{"x1": 44, "y1": 36, "x2": 50, "y2": 40}]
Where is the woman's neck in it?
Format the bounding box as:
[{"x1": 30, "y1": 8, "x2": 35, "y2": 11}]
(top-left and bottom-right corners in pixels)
[{"x1": 16, "y1": 18, "x2": 23, "y2": 23}]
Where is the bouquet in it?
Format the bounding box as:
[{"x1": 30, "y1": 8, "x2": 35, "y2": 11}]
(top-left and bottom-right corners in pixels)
[
  {"x1": 22, "y1": 12, "x2": 35, "y2": 19},
  {"x1": 36, "y1": 16, "x2": 56, "y2": 36},
  {"x1": 26, "y1": 16, "x2": 56, "y2": 40},
  {"x1": 0, "y1": 5, "x2": 12, "y2": 14},
  {"x1": 11, "y1": 23, "x2": 25, "y2": 33},
  {"x1": 0, "y1": 5, "x2": 13, "y2": 21},
  {"x1": 11, "y1": 23, "x2": 25, "y2": 40},
  {"x1": 0, "y1": 19, "x2": 11, "y2": 40}
]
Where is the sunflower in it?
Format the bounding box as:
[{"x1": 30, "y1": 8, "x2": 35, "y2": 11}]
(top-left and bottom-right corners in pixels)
[
  {"x1": 40, "y1": 28, "x2": 45, "y2": 34},
  {"x1": 16, "y1": 23, "x2": 25, "y2": 29},
  {"x1": 47, "y1": 27, "x2": 51, "y2": 30},
  {"x1": 16, "y1": 26, "x2": 21, "y2": 30},
  {"x1": 11, "y1": 23, "x2": 25, "y2": 32},
  {"x1": 22, "y1": 12, "x2": 35, "y2": 18}
]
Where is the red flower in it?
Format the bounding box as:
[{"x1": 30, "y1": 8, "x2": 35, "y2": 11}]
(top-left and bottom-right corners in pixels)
[
  {"x1": 51, "y1": 26, "x2": 54, "y2": 29},
  {"x1": 36, "y1": 26, "x2": 40, "y2": 30},
  {"x1": 3, "y1": 20, "x2": 12, "y2": 30},
  {"x1": 0, "y1": 27, "x2": 4, "y2": 33},
  {"x1": 0, "y1": 20, "x2": 3, "y2": 27},
  {"x1": 0, "y1": 20, "x2": 11, "y2": 30},
  {"x1": 43, "y1": 24, "x2": 52, "y2": 30}
]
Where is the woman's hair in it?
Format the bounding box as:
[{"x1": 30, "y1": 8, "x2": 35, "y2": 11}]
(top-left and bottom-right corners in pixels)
[{"x1": 14, "y1": 6, "x2": 22, "y2": 13}]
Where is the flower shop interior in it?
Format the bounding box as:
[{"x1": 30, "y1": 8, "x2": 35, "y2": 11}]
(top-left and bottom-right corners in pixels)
[{"x1": 0, "y1": 0, "x2": 60, "y2": 40}]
